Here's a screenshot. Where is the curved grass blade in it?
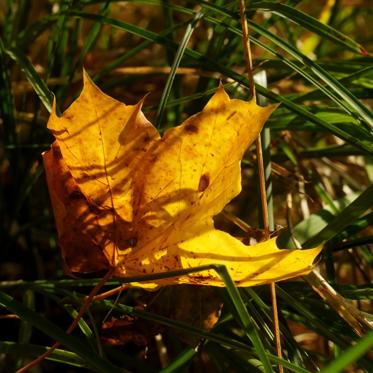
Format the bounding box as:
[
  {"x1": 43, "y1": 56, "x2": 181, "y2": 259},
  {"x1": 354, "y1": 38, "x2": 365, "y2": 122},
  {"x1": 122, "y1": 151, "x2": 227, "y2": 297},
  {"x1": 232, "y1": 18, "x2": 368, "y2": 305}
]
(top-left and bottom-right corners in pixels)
[
  {"x1": 63, "y1": 304, "x2": 98, "y2": 353},
  {"x1": 303, "y1": 184, "x2": 373, "y2": 248},
  {"x1": 277, "y1": 186, "x2": 373, "y2": 249},
  {"x1": 320, "y1": 330, "x2": 373, "y2": 373},
  {"x1": 276, "y1": 286, "x2": 351, "y2": 348},
  {"x1": 250, "y1": 2, "x2": 369, "y2": 56},
  {"x1": 0, "y1": 341, "x2": 86, "y2": 368},
  {"x1": 160, "y1": 347, "x2": 197, "y2": 373},
  {"x1": 4, "y1": 46, "x2": 53, "y2": 113},
  {"x1": 73, "y1": 2, "x2": 110, "y2": 73},
  {"x1": 155, "y1": 10, "x2": 204, "y2": 128}
]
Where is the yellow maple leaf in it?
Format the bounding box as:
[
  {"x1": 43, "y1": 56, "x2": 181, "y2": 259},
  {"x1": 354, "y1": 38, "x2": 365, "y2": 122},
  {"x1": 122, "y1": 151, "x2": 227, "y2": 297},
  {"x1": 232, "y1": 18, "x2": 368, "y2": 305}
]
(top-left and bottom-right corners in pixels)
[{"x1": 43, "y1": 71, "x2": 321, "y2": 287}]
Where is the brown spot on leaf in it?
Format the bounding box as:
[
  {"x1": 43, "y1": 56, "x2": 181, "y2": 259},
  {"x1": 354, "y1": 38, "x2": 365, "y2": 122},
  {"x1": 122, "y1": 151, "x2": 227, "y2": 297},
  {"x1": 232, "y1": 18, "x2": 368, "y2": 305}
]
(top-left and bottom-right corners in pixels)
[
  {"x1": 198, "y1": 173, "x2": 210, "y2": 192},
  {"x1": 64, "y1": 113, "x2": 74, "y2": 120},
  {"x1": 226, "y1": 111, "x2": 237, "y2": 120},
  {"x1": 184, "y1": 123, "x2": 198, "y2": 133},
  {"x1": 68, "y1": 188, "x2": 84, "y2": 200},
  {"x1": 52, "y1": 145, "x2": 63, "y2": 159}
]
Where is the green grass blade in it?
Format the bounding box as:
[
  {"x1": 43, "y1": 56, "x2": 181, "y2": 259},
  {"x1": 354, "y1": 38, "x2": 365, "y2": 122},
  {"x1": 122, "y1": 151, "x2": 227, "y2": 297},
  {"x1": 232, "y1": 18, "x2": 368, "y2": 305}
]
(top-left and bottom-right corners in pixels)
[
  {"x1": 160, "y1": 347, "x2": 197, "y2": 373},
  {"x1": 0, "y1": 37, "x2": 16, "y2": 146},
  {"x1": 0, "y1": 341, "x2": 87, "y2": 368},
  {"x1": 155, "y1": 10, "x2": 204, "y2": 128},
  {"x1": 275, "y1": 286, "x2": 351, "y2": 348},
  {"x1": 63, "y1": 304, "x2": 98, "y2": 352},
  {"x1": 16, "y1": 15, "x2": 57, "y2": 48},
  {"x1": 73, "y1": 2, "x2": 110, "y2": 72},
  {"x1": 251, "y1": 2, "x2": 369, "y2": 56},
  {"x1": 3, "y1": 46, "x2": 53, "y2": 113},
  {"x1": 213, "y1": 265, "x2": 274, "y2": 373},
  {"x1": 277, "y1": 188, "x2": 372, "y2": 249},
  {"x1": 105, "y1": 299, "x2": 250, "y2": 351},
  {"x1": 303, "y1": 184, "x2": 373, "y2": 248},
  {"x1": 320, "y1": 330, "x2": 373, "y2": 373},
  {"x1": 0, "y1": 292, "x2": 121, "y2": 372}
]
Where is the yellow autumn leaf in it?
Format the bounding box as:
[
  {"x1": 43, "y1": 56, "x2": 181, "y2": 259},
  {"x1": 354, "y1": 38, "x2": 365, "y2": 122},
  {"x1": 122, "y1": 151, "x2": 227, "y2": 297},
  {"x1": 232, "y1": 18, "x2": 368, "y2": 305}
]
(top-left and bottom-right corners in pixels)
[{"x1": 43, "y1": 71, "x2": 321, "y2": 287}]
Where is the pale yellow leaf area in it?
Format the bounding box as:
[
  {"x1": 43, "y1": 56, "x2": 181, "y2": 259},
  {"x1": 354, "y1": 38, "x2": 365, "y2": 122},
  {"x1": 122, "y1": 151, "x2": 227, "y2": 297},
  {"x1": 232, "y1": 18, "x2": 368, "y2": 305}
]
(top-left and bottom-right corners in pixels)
[{"x1": 43, "y1": 71, "x2": 321, "y2": 287}]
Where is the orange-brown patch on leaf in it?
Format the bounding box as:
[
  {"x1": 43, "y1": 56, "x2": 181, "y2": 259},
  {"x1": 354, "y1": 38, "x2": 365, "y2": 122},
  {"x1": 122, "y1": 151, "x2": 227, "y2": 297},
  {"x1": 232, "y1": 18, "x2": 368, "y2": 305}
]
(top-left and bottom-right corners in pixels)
[{"x1": 198, "y1": 173, "x2": 210, "y2": 192}]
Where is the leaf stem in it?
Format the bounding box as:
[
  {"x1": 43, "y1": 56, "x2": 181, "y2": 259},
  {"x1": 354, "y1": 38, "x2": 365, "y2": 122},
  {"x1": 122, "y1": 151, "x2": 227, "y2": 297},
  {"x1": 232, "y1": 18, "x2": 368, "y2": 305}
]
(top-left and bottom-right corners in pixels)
[{"x1": 239, "y1": 2, "x2": 283, "y2": 372}]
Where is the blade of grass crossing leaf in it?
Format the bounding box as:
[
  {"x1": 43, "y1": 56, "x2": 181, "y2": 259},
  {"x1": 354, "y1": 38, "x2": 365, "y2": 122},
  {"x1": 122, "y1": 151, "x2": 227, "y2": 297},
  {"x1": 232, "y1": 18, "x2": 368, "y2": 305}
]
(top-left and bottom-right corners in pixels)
[
  {"x1": 0, "y1": 292, "x2": 122, "y2": 372},
  {"x1": 252, "y1": 68, "x2": 282, "y2": 370},
  {"x1": 106, "y1": 294, "x2": 310, "y2": 373},
  {"x1": 90, "y1": 263, "x2": 273, "y2": 371},
  {"x1": 213, "y1": 265, "x2": 274, "y2": 373},
  {"x1": 320, "y1": 330, "x2": 373, "y2": 373},
  {"x1": 155, "y1": 10, "x2": 204, "y2": 128},
  {"x1": 4, "y1": 47, "x2": 53, "y2": 113}
]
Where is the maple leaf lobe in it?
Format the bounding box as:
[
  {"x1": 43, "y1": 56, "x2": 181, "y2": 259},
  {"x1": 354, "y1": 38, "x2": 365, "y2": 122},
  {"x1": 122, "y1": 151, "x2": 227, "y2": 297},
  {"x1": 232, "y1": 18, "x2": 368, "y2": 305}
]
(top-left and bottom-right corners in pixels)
[{"x1": 43, "y1": 72, "x2": 322, "y2": 287}]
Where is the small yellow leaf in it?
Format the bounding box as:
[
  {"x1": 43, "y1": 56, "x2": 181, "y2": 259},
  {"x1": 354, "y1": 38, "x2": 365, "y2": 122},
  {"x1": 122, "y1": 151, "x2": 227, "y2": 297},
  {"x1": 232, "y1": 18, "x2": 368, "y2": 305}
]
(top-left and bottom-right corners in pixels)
[{"x1": 43, "y1": 71, "x2": 321, "y2": 287}]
